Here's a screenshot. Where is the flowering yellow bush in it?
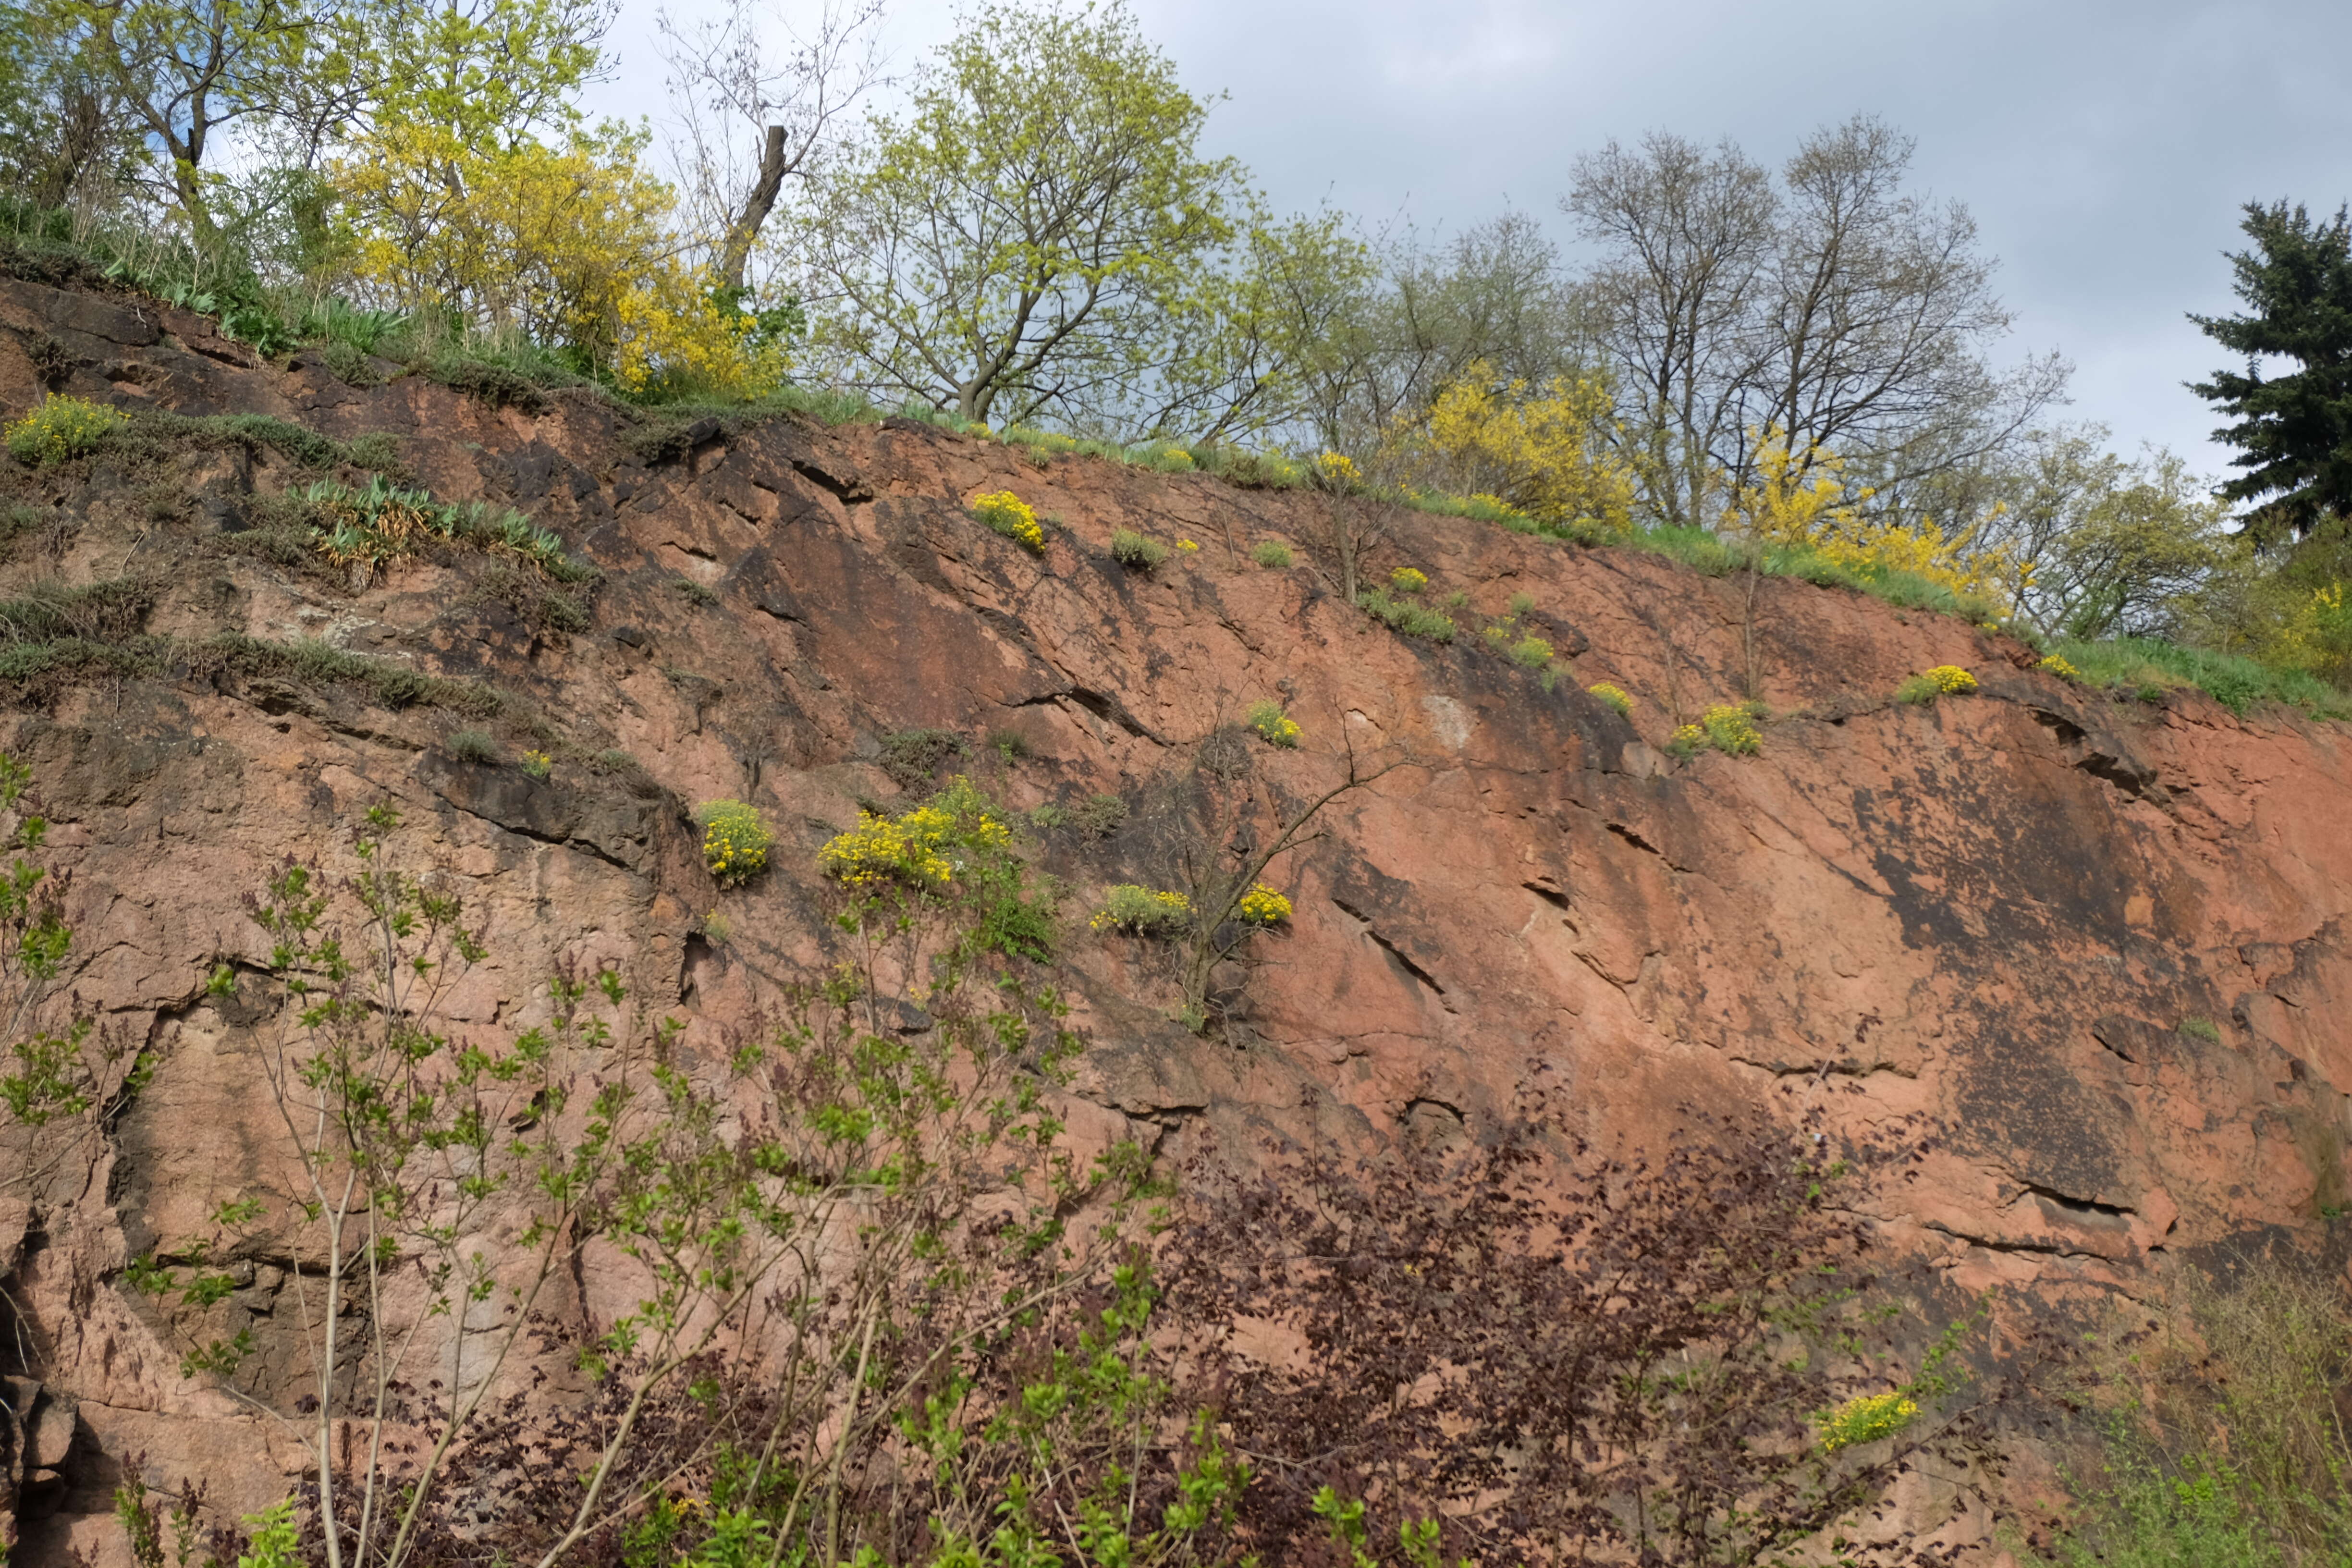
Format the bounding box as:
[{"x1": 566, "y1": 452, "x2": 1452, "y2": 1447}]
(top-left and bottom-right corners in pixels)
[
  {"x1": 1702, "y1": 703, "x2": 1763, "y2": 754},
  {"x1": 1669, "y1": 723, "x2": 1706, "y2": 753},
  {"x1": 612, "y1": 268, "x2": 791, "y2": 400},
  {"x1": 1090, "y1": 884, "x2": 1191, "y2": 935},
  {"x1": 5, "y1": 395, "x2": 125, "y2": 466},
  {"x1": 818, "y1": 780, "x2": 1017, "y2": 910},
  {"x1": 1896, "y1": 665, "x2": 1979, "y2": 705},
  {"x1": 2037, "y1": 654, "x2": 2082, "y2": 682},
  {"x1": 1177, "y1": 538, "x2": 1199, "y2": 551},
  {"x1": 972, "y1": 490, "x2": 1044, "y2": 551},
  {"x1": 1314, "y1": 451, "x2": 1360, "y2": 487},
  {"x1": 1414, "y1": 361, "x2": 1636, "y2": 533},
  {"x1": 1234, "y1": 882, "x2": 1291, "y2": 926},
  {"x1": 1816, "y1": 1392, "x2": 1919, "y2": 1454},
  {"x1": 696, "y1": 799, "x2": 774, "y2": 887},
  {"x1": 1245, "y1": 700, "x2": 1300, "y2": 747},
  {"x1": 1727, "y1": 429, "x2": 2019, "y2": 607},
  {"x1": 1390, "y1": 567, "x2": 1429, "y2": 594},
  {"x1": 1587, "y1": 683, "x2": 1633, "y2": 716},
  {"x1": 520, "y1": 749, "x2": 553, "y2": 780}
]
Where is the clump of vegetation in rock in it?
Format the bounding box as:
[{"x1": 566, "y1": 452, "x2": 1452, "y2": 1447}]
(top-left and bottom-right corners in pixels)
[
  {"x1": 1357, "y1": 587, "x2": 1456, "y2": 642},
  {"x1": 447, "y1": 728, "x2": 498, "y2": 762},
  {"x1": 1246, "y1": 700, "x2": 1300, "y2": 747},
  {"x1": 972, "y1": 490, "x2": 1044, "y2": 552},
  {"x1": 1390, "y1": 566, "x2": 1428, "y2": 594},
  {"x1": 1588, "y1": 682, "x2": 1634, "y2": 716},
  {"x1": 1670, "y1": 701, "x2": 1766, "y2": 758},
  {"x1": 5, "y1": 394, "x2": 124, "y2": 466},
  {"x1": 1090, "y1": 883, "x2": 1191, "y2": 935},
  {"x1": 879, "y1": 726, "x2": 967, "y2": 789},
  {"x1": 1250, "y1": 539, "x2": 1293, "y2": 568},
  {"x1": 1896, "y1": 664, "x2": 1979, "y2": 705},
  {"x1": 1109, "y1": 528, "x2": 1168, "y2": 570},
  {"x1": 696, "y1": 798, "x2": 773, "y2": 886},
  {"x1": 1073, "y1": 791, "x2": 1128, "y2": 838}
]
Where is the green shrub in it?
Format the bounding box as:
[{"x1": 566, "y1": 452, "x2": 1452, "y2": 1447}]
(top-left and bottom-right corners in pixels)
[
  {"x1": 1390, "y1": 566, "x2": 1428, "y2": 594},
  {"x1": 1357, "y1": 589, "x2": 1456, "y2": 642},
  {"x1": 696, "y1": 799, "x2": 773, "y2": 886},
  {"x1": 1245, "y1": 700, "x2": 1300, "y2": 747},
  {"x1": 1896, "y1": 665, "x2": 1977, "y2": 706},
  {"x1": 1089, "y1": 883, "x2": 1190, "y2": 935},
  {"x1": 1110, "y1": 528, "x2": 1169, "y2": 570},
  {"x1": 1672, "y1": 702, "x2": 1764, "y2": 758},
  {"x1": 672, "y1": 576, "x2": 718, "y2": 607},
  {"x1": 1073, "y1": 792, "x2": 1127, "y2": 838},
  {"x1": 879, "y1": 727, "x2": 967, "y2": 789},
  {"x1": 988, "y1": 728, "x2": 1030, "y2": 761},
  {"x1": 447, "y1": 729, "x2": 498, "y2": 763},
  {"x1": 6, "y1": 395, "x2": 125, "y2": 466},
  {"x1": 1250, "y1": 540, "x2": 1293, "y2": 568}
]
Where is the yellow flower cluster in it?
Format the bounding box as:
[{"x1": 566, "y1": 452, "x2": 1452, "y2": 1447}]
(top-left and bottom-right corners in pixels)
[
  {"x1": 1420, "y1": 363, "x2": 1637, "y2": 533},
  {"x1": 5, "y1": 395, "x2": 126, "y2": 466},
  {"x1": 1670, "y1": 723, "x2": 1706, "y2": 750},
  {"x1": 817, "y1": 793, "x2": 1014, "y2": 893},
  {"x1": 1246, "y1": 700, "x2": 1301, "y2": 748},
  {"x1": 1923, "y1": 664, "x2": 1978, "y2": 694},
  {"x1": 520, "y1": 749, "x2": 553, "y2": 780},
  {"x1": 1817, "y1": 1392, "x2": 1919, "y2": 1454},
  {"x1": 1234, "y1": 882, "x2": 1292, "y2": 925},
  {"x1": 1177, "y1": 538, "x2": 1200, "y2": 551},
  {"x1": 972, "y1": 490, "x2": 1044, "y2": 552},
  {"x1": 1090, "y1": 884, "x2": 1191, "y2": 934},
  {"x1": 1702, "y1": 703, "x2": 1763, "y2": 754},
  {"x1": 1586, "y1": 683, "x2": 1633, "y2": 716},
  {"x1": 1390, "y1": 566, "x2": 1429, "y2": 594},
  {"x1": 2037, "y1": 654, "x2": 2083, "y2": 682},
  {"x1": 697, "y1": 799, "x2": 774, "y2": 887},
  {"x1": 1315, "y1": 451, "x2": 1360, "y2": 486}
]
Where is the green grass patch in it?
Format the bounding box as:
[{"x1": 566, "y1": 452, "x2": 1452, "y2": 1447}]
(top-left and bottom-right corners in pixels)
[
  {"x1": 2047, "y1": 636, "x2": 2351, "y2": 720},
  {"x1": 1357, "y1": 588, "x2": 1457, "y2": 642}
]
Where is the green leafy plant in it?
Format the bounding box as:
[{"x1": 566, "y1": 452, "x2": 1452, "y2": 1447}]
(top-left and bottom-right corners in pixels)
[
  {"x1": 1357, "y1": 588, "x2": 1457, "y2": 642},
  {"x1": 1074, "y1": 791, "x2": 1128, "y2": 838},
  {"x1": 6, "y1": 394, "x2": 125, "y2": 466},
  {"x1": 879, "y1": 726, "x2": 968, "y2": 789},
  {"x1": 1090, "y1": 882, "x2": 1192, "y2": 935},
  {"x1": 1251, "y1": 539, "x2": 1294, "y2": 568},
  {"x1": 1390, "y1": 566, "x2": 1429, "y2": 594},
  {"x1": 448, "y1": 728, "x2": 497, "y2": 762},
  {"x1": 1111, "y1": 527, "x2": 1170, "y2": 569}
]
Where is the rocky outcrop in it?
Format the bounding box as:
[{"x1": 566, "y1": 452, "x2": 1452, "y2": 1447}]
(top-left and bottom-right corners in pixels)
[{"x1": 4, "y1": 268, "x2": 2351, "y2": 1562}]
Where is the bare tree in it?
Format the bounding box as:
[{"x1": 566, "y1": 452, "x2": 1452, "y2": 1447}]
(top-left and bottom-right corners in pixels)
[
  {"x1": 1566, "y1": 132, "x2": 1777, "y2": 527},
  {"x1": 656, "y1": 0, "x2": 887, "y2": 294},
  {"x1": 1749, "y1": 114, "x2": 2068, "y2": 498}
]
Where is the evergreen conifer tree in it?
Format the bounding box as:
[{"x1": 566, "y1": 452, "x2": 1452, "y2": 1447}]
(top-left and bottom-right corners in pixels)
[{"x1": 2191, "y1": 201, "x2": 2352, "y2": 541}]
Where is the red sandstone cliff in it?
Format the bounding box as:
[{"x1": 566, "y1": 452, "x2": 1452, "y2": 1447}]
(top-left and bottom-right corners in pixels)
[{"x1": 3, "y1": 267, "x2": 2351, "y2": 1563}]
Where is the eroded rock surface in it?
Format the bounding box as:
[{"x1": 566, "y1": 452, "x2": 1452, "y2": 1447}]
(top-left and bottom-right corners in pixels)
[{"x1": 4, "y1": 269, "x2": 2351, "y2": 1562}]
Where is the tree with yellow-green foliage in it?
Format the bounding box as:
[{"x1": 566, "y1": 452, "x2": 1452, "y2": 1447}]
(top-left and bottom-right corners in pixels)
[
  {"x1": 800, "y1": 0, "x2": 1363, "y2": 440},
  {"x1": 1403, "y1": 359, "x2": 1636, "y2": 532}
]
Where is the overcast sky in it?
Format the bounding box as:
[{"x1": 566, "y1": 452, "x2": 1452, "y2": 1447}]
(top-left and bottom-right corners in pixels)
[{"x1": 584, "y1": 0, "x2": 2352, "y2": 478}]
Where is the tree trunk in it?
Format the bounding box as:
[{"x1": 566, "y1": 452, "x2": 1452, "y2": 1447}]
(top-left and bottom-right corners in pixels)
[{"x1": 718, "y1": 125, "x2": 791, "y2": 293}]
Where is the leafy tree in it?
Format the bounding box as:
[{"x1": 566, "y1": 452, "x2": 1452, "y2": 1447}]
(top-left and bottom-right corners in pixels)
[
  {"x1": 0, "y1": 1, "x2": 149, "y2": 208},
  {"x1": 63, "y1": 0, "x2": 324, "y2": 241},
  {"x1": 2191, "y1": 201, "x2": 2352, "y2": 543},
  {"x1": 804, "y1": 0, "x2": 1347, "y2": 438}
]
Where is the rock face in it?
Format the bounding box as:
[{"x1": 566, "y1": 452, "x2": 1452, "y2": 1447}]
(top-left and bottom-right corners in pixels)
[{"x1": 4, "y1": 269, "x2": 2352, "y2": 1562}]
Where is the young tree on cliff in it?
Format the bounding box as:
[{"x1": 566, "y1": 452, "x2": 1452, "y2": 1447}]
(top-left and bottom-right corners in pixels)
[
  {"x1": 2191, "y1": 201, "x2": 2352, "y2": 543},
  {"x1": 799, "y1": 0, "x2": 1365, "y2": 441}
]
